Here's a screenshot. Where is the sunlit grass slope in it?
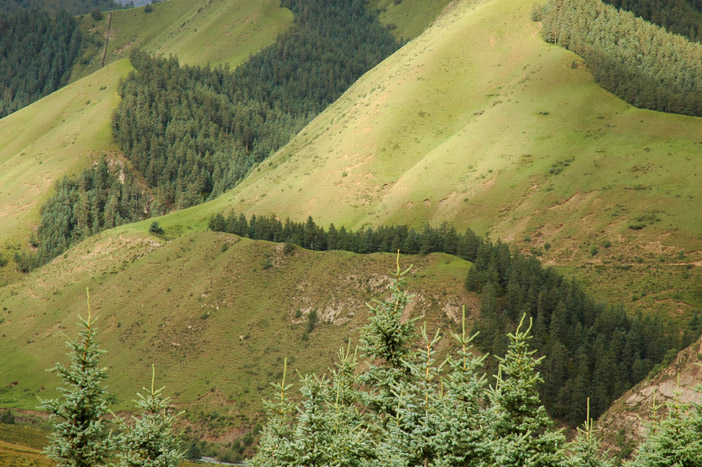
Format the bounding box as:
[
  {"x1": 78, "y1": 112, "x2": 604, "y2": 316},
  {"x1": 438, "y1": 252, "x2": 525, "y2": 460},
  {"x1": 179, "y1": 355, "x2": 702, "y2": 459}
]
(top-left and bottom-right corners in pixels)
[
  {"x1": 75, "y1": 0, "x2": 293, "y2": 78},
  {"x1": 156, "y1": 0, "x2": 700, "y2": 315},
  {"x1": 0, "y1": 423, "x2": 50, "y2": 466},
  {"x1": 0, "y1": 60, "x2": 131, "y2": 247},
  {"x1": 0, "y1": 229, "x2": 472, "y2": 436},
  {"x1": 368, "y1": 0, "x2": 454, "y2": 40}
]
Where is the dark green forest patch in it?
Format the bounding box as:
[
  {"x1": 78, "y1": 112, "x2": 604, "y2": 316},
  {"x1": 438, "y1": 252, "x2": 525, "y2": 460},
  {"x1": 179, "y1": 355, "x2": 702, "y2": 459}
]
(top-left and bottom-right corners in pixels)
[
  {"x1": 0, "y1": 9, "x2": 83, "y2": 118},
  {"x1": 535, "y1": 0, "x2": 702, "y2": 116},
  {"x1": 602, "y1": 0, "x2": 702, "y2": 43}
]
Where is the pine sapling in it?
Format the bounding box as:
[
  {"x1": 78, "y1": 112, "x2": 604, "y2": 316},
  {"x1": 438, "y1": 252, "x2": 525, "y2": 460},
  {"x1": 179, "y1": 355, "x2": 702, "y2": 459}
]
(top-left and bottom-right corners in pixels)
[
  {"x1": 115, "y1": 364, "x2": 184, "y2": 466},
  {"x1": 41, "y1": 288, "x2": 113, "y2": 466}
]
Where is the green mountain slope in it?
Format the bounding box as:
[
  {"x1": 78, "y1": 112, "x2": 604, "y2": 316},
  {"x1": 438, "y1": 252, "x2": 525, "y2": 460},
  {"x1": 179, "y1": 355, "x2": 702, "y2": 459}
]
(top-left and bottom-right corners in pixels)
[
  {"x1": 0, "y1": 229, "x2": 471, "y2": 435},
  {"x1": 155, "y1": 0, "x2": 699, "y2": 316},
  {"x1": 74, "y1": 0, "x2": 294, "y2": 80},
  {"x1": 0, "y1": 0, "x2": 297, "y2": 262},
  {"x1": 0, "y1": 60, "x2": 130, "y2": 247}
]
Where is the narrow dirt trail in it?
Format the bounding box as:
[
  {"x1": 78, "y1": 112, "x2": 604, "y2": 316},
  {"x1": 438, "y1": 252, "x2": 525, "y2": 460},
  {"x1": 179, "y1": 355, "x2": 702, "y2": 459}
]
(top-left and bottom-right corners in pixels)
[{"x1": 101, "y1": 12, "x2": 113, "y2": 68}]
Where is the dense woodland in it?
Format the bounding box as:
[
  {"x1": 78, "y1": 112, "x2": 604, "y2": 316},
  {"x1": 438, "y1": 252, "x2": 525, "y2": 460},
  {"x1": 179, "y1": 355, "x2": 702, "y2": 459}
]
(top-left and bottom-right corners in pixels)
[
  {"x1": 208, "y1": 211, "x2": 699, "y2": 425},
  {"x1": 22, "y1": 0, "x2": 399, "y2": 271},
  {"x1": 14, "y1": 158, "x2": 148, "y2": 272},
  {"x1": 602, "y1": 0, "x2": 702, "y2": 42},
  {"x1": 0, "y1": 9, "x2": 82, "y2": 118},
  {"x1": 0, "y1": 0, "x2": 119, "y2": 15},
  {"x1": 252, "y1": 271, "x2": 702, "y2": 465},
  {"x1": 112, "y1": 0, "x2": 399, "y2": 211},
  {"x1": 536, "y1": 0, "x2": 702, "y2": 116}
]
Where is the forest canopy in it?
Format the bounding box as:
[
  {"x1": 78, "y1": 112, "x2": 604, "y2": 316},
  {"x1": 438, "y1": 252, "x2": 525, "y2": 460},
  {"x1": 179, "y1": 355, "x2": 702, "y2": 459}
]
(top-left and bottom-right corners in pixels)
[
  {"x1": 0, "y1": 8, "x2": 83, "y2": 118},
  {"x1": 602, "y1": 0, "x2": 702, "y2": 42},
  {"x1": 536, "y1": 0, "x2": 702, "y2": 116}
]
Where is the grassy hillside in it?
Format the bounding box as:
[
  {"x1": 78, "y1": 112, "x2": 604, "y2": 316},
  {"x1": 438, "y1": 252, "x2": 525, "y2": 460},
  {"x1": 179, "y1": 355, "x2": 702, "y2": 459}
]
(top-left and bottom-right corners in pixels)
[
  {"x1": 368, "y1": 0, "x2": 455, "y2": 40},
  {"x1": 0, "y1": 422, "x2": 51, "y2": 466},
  {"x1": 0, "y1": 228, "x2": 472, "y2": 438},
  {"x1": 74, "y1": 0, "x2": 294, "y2": 80},
  {"x1": 0, "y1": 60, "x2": 130, "y2": 249},
  {"x1": 0, "y1": 0, "x2": 299, "y2": 278},
  {"x1": 152, "y1": 0, "x2": 700, "y2": 318}
]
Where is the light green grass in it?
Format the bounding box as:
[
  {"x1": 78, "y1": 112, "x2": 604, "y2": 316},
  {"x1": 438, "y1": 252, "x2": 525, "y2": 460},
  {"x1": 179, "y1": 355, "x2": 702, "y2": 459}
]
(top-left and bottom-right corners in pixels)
[
  {"x1": 0, "y1": 229, "x2": 472, "y2": 437},
  {"x1": 0, "y1": 0, "x2": 294, "y2": 276},
  {"x1": 0, "y1": 60, "x2": 131, "y2": 248},
  {"x1": 368, "y1": 0, "x2": 454, "y2": 40},
  {"x1": 74, "y1": 0, "x2": 293, "y2": 80}
]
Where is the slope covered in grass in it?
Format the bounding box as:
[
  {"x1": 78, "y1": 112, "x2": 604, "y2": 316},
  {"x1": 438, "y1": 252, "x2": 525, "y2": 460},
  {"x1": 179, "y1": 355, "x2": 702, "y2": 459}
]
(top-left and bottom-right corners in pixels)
[
  {"x1": 0, "y1": 229, "x2": 472, "y2": 440},
  {"x1": 74, "y1": 0, "x2": 294, "y2": 80},
  {"x1": 0, "y1": 60, "x2": 131, "y2": 248},
  {"x1": 368, "y1": 0, "x2": 454, "y2": 40},
  {"x1": 175, "y1": 0, "x2": 700, "y2": 317}
]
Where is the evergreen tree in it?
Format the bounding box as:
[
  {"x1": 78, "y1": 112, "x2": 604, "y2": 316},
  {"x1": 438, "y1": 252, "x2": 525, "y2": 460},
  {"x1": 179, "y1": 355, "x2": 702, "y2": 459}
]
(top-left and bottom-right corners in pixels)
[
  {"x1": 115, "y1": 365, "x2": 184, "y2": 467},
  {"x1": 565, "y1": 399, "x2": 614, "y2": 467},
  {"x1": 488, "y1": 315, "x2": 565, "y2": 466},
  {"x1": 432, "y1": 308, "x2": 492, "y2": 466},
  {"x1": 627, "y1": 383, "x2": 702, "y2": 466},
  {"x1": 40, "y1": 289, "x2": 113, "y2": 466},
  {"x1": 250, "y1": 358, "x2": 297, "y2": 467},
  {"x1": 358, "y1": 257, "x2": 417, "y2": 417}
]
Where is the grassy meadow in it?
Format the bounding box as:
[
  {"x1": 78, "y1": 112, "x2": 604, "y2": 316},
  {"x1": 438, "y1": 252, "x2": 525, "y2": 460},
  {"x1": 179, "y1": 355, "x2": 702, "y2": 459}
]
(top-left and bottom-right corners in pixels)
[
  {"x1": 0, "y1": 60, "x2": 131, "y2": 248},
  {"x1": 0, "y1": 227, "x2": 472, "y2": 440},
  {"x1": 74, "y1": 0, "x2": 293, "y2": 79}
]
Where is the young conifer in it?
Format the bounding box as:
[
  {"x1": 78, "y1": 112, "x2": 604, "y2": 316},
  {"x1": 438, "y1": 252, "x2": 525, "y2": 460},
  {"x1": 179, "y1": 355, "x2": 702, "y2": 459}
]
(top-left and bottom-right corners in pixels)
[
  {"x1": 488, "y1": 315, "x2": 565, "y2": 466},
  {"x1": 41, "y1": 288, "x2": 113, "y2": 466},
  {"x1": 627, "y1": 378, "x2": 702, "y2": 466},
  {"x1": 250, "y1": 358, "x2": 297, "y2": 467},
  {"x1": 565, "y1": 398, "x2": 614, "y2": 467},
  {"x1": 359, "y1": 255, "x2": 417, "y2": 418},
  {"x1": 433, "y1": 307, "x2": 491, "y2": 466},
  {"x1": 115, "y1": 364, "x2": 184, "y2": 466},
  {"x1": 378, "y1": 324, "x2": 443, "y2": 466}
]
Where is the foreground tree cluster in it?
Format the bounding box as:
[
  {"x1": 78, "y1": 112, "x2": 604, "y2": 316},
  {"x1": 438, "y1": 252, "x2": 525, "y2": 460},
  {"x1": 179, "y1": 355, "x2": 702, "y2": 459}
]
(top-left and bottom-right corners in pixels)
[
  {"x1": 208, "y1": 211, "x2": 696, "y2": 426},
  {"x1": 41, "y1": 290, "x2": 183, "y2": 466},
  {"x1": 251, "y1": 266, "x2": 702, "y2": 466},
  {"x1": 39, "y1": 269, "x2": 702, "y2": 465},
  {"x1": 535, "y1": 0, "x2": 702, "y2": 116}
]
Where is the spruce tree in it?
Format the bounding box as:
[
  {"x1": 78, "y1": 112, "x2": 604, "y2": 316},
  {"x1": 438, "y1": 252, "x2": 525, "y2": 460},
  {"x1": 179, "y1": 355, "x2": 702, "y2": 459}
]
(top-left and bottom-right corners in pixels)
[
  {"x1": 433, "y1": 307, "x2": 491, "y2": 466},
  {"x1": 488, "y1": 315, "x2": 565, "y2": 466},
  {"x1": 627, "y1": 382, "x2": 702, "y2": 466},
  {"x1": 41, "y1": 289, "x2": 113, "y2": 466},
  {"x1": 358, "y1": 256, "x2": 417, "y2": 418},
  {"x1": 116, "y1": 365, "x2": 184, "y2": 466},
  {"x1": 250, "y1": 358, "x2": 297, "y2": 467},
  {"x1": 565, "y1": 399, "x2": 614, "y2": 467}
]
